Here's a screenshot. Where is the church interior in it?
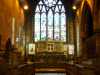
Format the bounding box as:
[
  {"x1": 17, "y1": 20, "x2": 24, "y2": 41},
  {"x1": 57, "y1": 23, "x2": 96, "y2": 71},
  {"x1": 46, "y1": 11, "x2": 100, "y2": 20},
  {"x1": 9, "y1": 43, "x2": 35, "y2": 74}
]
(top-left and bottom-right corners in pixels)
[{"x1": 0, "y1": 0, "x2": 100, "y2": 75}]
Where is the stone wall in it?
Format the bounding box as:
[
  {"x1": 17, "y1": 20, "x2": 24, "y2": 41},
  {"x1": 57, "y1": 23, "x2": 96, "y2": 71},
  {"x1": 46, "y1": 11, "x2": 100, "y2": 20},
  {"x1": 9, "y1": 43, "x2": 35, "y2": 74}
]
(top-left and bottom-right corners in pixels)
[{"x1": 0, "y1": 0, "x2": 24, "y2": 49}]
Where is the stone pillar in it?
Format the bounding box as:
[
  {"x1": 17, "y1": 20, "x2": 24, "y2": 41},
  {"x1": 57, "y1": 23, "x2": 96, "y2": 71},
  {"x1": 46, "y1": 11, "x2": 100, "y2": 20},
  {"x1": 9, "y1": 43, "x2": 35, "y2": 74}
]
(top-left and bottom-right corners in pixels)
[
  {"x1": 95, "y1": 33, "x2": 100, "y2": 57},
  {"x1": 93, "y1": 0, "x2": 100, "y2": 57}
]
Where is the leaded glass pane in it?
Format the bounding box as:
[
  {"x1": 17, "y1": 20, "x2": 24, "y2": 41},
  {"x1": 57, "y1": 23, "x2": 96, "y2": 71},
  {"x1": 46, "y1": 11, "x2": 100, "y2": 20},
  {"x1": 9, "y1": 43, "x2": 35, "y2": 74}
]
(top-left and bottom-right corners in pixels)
[
  {"x1": 48, "y1": 9, "x2": 53, "y2": 25},
  {"x1": 61, "y1": 13, "x2": 66, "y2": 41},
  {"x1": 41, "y1": 13, "x2": 46, "y2": 40},
  {"x1": 43, "y1": 0, "x2": 57, "y2": 7},
  {"x1": 48, "y1": 9, "x2": 53, "y2": 39},
  {"x1": 61, "y1": 31, "x2": 66, "y2": 41},
  {"x1": 61, "y1": 13, "x2": 66, "y2": 30},
  {"x1": 35, "y1": 0, "x2": 66, "y2": 42},
  {"x1": 35, "y1": 13, "x2": 40, "y2": 41},
  {"x1": 54, "y1": 13, "x2": 59, "y2": 26},
  {"x1": 58, "y1": 1, "x2": 62, "y2": 4},
  {"x1": 39, "y1": 1, "x2": 43, "y2": 4},
  {"x1": 42, "y1": 6, "x2": 46, "y2": 12},
  {"x1": 39, "y1": 5, "x2": 43, "y2": 11},
  {"x1": 54, "y1": 13, "x2": 59, "y2": 40},
  {"x1": 36, "y1": 6, "x2": 40, "y2": 12},
  {"x1": 61, "y1": 6, "x2": 65, "y2": 12},
  {"x1": 58, "y1": 5, "x2": 62, "y2": 10},
  {"x1": 55, "y1": 6, "x2": 59, "y2": 12}
]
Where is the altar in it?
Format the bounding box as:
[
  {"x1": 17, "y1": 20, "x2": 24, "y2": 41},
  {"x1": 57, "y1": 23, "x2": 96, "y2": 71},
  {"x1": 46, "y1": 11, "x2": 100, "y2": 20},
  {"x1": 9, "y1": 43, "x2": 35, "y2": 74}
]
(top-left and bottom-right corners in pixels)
[{"x1": 35, "y1": 40, "x2": 67, "y2": 53}]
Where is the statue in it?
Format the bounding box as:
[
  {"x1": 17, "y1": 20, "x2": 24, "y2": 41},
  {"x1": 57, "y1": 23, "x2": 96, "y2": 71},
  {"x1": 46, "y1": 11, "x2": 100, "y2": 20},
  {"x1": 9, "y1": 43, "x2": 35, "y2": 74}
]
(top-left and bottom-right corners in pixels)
[{"x1": 4, "y1": 38, "x2": 12, "y2": 63}]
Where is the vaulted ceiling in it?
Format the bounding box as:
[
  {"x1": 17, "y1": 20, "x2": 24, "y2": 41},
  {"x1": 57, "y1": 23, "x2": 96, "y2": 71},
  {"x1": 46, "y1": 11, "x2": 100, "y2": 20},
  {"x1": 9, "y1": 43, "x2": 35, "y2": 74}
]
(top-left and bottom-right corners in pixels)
[
  {"x1": 19, "y1": 0, "x2": 77, "y2": 14},
  {"x1": 27, "y1": 0, "x2": 75, "y2": 10}
]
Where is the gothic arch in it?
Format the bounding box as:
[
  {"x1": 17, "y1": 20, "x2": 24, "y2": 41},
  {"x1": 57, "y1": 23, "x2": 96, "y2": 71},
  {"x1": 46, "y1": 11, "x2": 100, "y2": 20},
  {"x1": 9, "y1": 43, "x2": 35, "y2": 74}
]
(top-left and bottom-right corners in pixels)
[
  {"x1": 80, "y1": 1, "x2": 94, "y2": 58},
  {"x1": 34, "y1": 0, "x2": 67, "y2": 42},
  {"x1": 81, "y1": 1, "x2": 93, "y2": 38}
]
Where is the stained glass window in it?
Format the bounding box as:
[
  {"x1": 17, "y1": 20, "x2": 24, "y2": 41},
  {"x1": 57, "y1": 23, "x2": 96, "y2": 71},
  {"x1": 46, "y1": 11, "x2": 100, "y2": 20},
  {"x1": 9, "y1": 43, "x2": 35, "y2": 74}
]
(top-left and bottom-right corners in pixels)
[{"x1": 35, "y1": 0, "x2": 66, "y2": 42}]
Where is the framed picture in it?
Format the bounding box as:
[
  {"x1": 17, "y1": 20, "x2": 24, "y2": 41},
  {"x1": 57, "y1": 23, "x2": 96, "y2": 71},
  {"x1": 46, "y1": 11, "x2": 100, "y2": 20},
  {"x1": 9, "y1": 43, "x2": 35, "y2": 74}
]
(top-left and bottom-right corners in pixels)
[{"x1": 28, "y1": 43, "x2": 35, "y2": 55}]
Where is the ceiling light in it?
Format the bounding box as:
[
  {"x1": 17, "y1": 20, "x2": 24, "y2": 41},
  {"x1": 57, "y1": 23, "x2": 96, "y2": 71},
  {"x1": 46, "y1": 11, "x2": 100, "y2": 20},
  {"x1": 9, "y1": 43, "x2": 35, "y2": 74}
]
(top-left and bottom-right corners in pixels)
[
  {"x1": 24, "y1": 5, "x2": 28, "y2": 10},
  {"x1": 72, "y1": 5, "x2": 77, "y2": 10}
]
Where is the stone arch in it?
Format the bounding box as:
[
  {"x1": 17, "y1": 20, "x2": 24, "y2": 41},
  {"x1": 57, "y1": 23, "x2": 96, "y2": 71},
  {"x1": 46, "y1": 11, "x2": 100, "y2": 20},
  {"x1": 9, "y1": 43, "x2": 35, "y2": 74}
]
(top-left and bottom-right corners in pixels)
[
  {"x1": 80, "y1": 1, "x2": 94, "y2": 58},
  {"x1": 81, "y1": 1, "x2": 93, "y2": 38}
]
